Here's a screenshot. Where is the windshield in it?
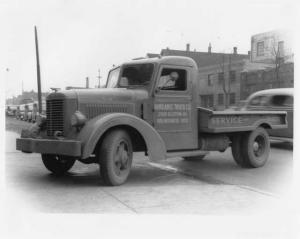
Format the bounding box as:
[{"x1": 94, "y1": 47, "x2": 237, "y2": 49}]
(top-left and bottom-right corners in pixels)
[
  {"x1": 106, "y1": 67, "x2": 120, "y2": 88},
  {"x1": 106, "y1": 63, "x2": 154, "y2": 88}
]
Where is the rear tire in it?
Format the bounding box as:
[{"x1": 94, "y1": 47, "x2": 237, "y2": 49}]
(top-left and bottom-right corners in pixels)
[
  {"x1": 231, "y1": 133, "x2": 250, "y2": 167},
  {"x1": 241, "y1": 127, "x2": 270, "y2": 168},
  {"x1": 41, "y1": 154, "x2": 76, "y2": 175},
  {"x1": 98, "y1": 129, "x2": 133, "y2": 186}
]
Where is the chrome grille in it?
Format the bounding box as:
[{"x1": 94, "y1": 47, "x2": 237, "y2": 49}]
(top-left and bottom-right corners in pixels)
[{"x1": 46, "y1": 99, "x2": 64, "y2": 136}]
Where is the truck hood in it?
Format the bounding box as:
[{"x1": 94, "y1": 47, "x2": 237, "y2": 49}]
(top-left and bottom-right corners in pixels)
[
  {"x1": 47, "y1": 88, "x2": 149, "y2": 103},
  {"x1": 73, "y1": 88, "x2": 149, "y2": 104},
  {"x1": 46, "y1": 88, "x2": 149, "y2": 119}
]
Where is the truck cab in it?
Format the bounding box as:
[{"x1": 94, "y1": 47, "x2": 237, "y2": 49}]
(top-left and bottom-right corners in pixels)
[
  {"x1": 105, "y1": 56, "x2": 199, "y2": 151},
  {"x1": 16, "y1": 56, "x2": 287, "y2": 186}
]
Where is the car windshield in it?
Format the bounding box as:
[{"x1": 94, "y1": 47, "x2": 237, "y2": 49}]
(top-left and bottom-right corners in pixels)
[
  {"x1": 106, "y1": 63, "x2": 154, "y2": 88},
  {"x1": 106, "y1": 67, "x2": 121, "y2": 88}
]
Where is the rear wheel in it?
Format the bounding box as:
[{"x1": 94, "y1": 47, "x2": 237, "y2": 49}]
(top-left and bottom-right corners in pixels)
[
  {"x1": 231, "y1": 133, "x2": 250, "y2": 167},
  {"x1": 98, "y1": 129, "x2": 133, "y2": 186},
  {"x1": 41, "y1": 154, "x2": 76, "y2": 175},
  {"x1": 241, "y1": 127, "x2": 270, "y2": 168}
]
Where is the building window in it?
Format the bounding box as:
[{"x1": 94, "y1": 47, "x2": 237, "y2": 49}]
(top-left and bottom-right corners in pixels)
[
  {"x1": 278, "y1": 41, "x2": 284, "y2": 57},
  {"x1": 257, "y1": 41, "x2": 264, "y2": 56},
  {"x1": 208, "y1": 74, "x2": 213, "y2": 86},
  {"x1": 218, "y1": 72, "x2": 224, "y2": 84},
  {"x1": 229, "y1": 70, "x2": 236, "y2": 82},
  {"x1": 200, "y1": 95, "x2": 214, "y2": 108},
  {"x1": 218, "y1": 94, "x2": 224, "y2": 105},
  {"x1": 229, "y1": 93, "x2": 235, "y2": 105}
]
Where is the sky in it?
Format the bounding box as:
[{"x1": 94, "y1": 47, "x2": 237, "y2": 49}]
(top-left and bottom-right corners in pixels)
[{"x1": 0, "y1": 0, "x2": 298, "y2": 98}]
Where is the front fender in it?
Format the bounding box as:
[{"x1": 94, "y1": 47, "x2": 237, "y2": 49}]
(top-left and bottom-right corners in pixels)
[{"x1": 77, "y1": 113, "x2": 166, "y2": 161}]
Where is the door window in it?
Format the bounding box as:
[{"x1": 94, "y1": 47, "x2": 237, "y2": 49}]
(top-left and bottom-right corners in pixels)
[
  {"x1": 271, "y1": 95, "x2": 293, "y2": 107},
  {"x1": 158, "y1": 68, "x2": 187, "y2": 91}
]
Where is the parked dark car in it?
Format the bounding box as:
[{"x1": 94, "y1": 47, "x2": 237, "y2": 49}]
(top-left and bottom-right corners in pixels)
[{"x1": 242, "y1": 88, "x2": 293, "y2": 142}]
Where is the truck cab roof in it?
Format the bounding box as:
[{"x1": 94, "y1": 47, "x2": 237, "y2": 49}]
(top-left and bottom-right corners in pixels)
[{"x1": 123, "y1": 56, "x2": 198, "y2": 69}]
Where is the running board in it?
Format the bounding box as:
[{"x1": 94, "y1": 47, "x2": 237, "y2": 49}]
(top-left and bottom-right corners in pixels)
[
  {"x1": 270, "y1": 137, "x2": 293, "y2": 143},
  {"x1": 166, "y1": 150, "x2": 209, "y2": 159}
]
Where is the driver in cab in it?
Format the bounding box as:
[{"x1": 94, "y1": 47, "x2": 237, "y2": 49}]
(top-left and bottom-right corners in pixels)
[{"x1": 158, "y1": 71, "x2": 179, "y2": 89}]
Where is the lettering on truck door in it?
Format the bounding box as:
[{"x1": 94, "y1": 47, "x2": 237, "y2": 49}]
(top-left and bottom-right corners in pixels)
[{"x1": 153, "y1": 66, "x2": 197, "y2": 150}]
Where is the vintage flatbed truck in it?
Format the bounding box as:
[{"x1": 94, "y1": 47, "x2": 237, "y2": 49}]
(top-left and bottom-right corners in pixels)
[{"x1": 16, "y1": 56, "x2": 287, "y2": 186}]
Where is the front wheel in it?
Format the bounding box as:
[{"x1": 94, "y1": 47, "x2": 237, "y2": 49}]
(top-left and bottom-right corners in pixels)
[
  {"x1": 98, "y1": 129, "x2": 133, "y2": 186},
  {"x1": 41, "y1": 154, "x2": 76, "y2": 175}
]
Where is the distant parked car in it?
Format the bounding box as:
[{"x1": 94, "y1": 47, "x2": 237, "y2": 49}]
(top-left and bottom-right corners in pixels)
[
  {"x1": 6, "y1": 105, "x2": 17, "y2": 116},
  {"x1": 242, "y1": 88, "x2": 293, "y2": 142}
]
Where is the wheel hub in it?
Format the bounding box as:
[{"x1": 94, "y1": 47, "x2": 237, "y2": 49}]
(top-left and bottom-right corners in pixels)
[
  {"x1": 114, "y1": 141, "x2": 129, "y2": 175},
  {"x1": 253, "y1": 135, "x2": 265, "y2": 157}
]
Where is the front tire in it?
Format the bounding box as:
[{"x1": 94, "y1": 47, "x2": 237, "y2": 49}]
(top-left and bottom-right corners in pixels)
[
  {"x1": 98, "y1": 129, "x2": 133, "y2": 186},
  {"x1": 41, "y1": 154, "x2": 76, "y2": 175}
]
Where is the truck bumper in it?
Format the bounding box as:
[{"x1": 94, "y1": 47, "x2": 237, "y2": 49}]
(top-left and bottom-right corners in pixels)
[{"x1": 16, "y1": 138, "x2": 81, "y2": 157}]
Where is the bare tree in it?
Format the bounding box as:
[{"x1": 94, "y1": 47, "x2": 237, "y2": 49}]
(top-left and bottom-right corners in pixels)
[
  {"x1": 269, "y1": 37, "x2": 285, "y2": 87},
  {"x1": 218, "y1": 54, "x2": 232, "y2": 109}
]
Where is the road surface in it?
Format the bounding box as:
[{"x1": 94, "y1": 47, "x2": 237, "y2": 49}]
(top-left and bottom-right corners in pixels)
[{"x1": 5, "y1": 130, "x2": 293, "y2": 214}]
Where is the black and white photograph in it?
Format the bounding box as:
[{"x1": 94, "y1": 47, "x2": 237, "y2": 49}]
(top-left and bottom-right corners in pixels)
[{"x1": 1, "y1": 0, "x2": 299, "y2": 238}]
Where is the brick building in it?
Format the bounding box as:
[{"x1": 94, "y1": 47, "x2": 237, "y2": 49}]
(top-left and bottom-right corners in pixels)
[
  {"x1": 240, "y1": 62, "x2": 294, "y2": 100},
  {"x1": 250, "y1": 30, "x2": 293, "y2": 64},
  {"x1": 146, "y1": 32, "x2": 293, "y2": 110},
  {"x1": 198, "y1": 58, "x2": 248, "y2": 110},
  {"x1": 241, "y1": 30, "x2": 294, "y2": 99}
]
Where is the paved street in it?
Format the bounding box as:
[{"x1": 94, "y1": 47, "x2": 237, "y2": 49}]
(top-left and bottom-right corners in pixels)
[
  {"x1": 5, "y1": 130, "x2": 293, "y2": 214},
  {"x1": 150, "y1": 141, "x2": 293, "y2": 196}
]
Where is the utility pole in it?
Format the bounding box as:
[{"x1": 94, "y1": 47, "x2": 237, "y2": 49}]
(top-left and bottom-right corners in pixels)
[
  {"x1": 34, "y1": 26, "x2": 42, "y2": 113},
  {"x1": 97, "y1": 69, "x2": 101, "y2": 88}
]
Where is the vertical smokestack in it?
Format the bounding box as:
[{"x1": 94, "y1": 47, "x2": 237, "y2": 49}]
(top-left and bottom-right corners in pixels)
[
  {"x1": 208, "y1": 43, "x2": 212, "y2": 53},
  {"x1": 86, "y1": 77, "x2": 89, "y2": 88},
  {"x1": 186, "y1": 43, "x2": 190, "y2": 52},
  {"x1": 233, "y1": 47, "x2": 237, "y2": 55}
]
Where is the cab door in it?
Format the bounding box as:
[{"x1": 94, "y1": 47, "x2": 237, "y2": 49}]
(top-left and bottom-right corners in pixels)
[
  {"x1": 152, "y1": 65, "x2": 198, "y2": 151},
  {"x1": 267, "y1": 94, "x2": 293, "y2": 138}
]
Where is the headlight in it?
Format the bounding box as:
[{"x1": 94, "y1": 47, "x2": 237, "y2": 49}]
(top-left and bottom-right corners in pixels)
[{"x1": 71, "y1": 111, "x2": 87, "y2": 127}]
